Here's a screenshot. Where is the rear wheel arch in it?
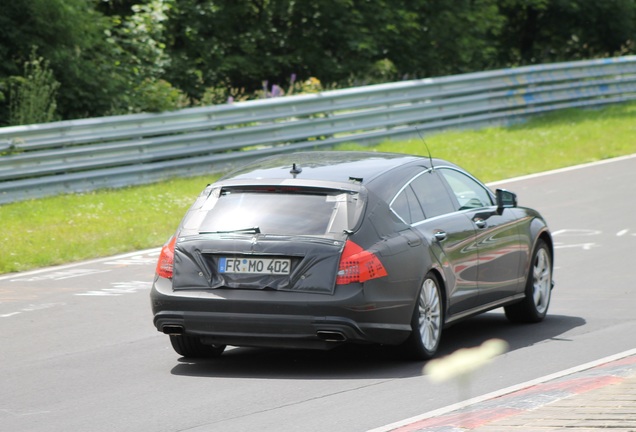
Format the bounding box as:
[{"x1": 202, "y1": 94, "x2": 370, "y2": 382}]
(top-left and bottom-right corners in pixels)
[
  {"x1": 427, "y1": 267, "x2": 447, "y2": 319},
  {"x1": 413, "y1": 236, "x2": 448, "y2": 317},
  {"x1": 406, "y1": 263, "x2": 447, "y2": 319}
]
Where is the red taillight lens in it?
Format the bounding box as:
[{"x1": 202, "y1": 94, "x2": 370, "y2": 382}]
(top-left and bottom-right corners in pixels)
[
  {"x1": 156, "y1": 236, "x2": 177, "y2": 279},
  {"x1": 336, "y1": 240, "x2": 388, "y2": 285}
]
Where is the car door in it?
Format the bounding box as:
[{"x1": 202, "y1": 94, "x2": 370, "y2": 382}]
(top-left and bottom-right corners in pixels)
[
  {"x1": 390, "y1": 169, "x2": 480, "y2": 316},
  {"x1": 438, "y1": 167, "x2": 525, "y2": 305}
]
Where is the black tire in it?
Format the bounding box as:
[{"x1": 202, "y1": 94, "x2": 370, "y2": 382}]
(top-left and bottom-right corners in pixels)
[
  {"x1": 169, "y1": 334, "x2": 226, "y2": 358},
  {"x1": 505, "y1": 240, "x2": 552, "y2": 323},
  {"x1": 400, "y1": 272, "x2": 444, "y2": 360}
]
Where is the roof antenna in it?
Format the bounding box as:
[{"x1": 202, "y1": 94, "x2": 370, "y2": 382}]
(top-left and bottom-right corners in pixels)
[
  {"x1": 414, "y1": 126, "x2": 435, "y2": 171},
  {"x1": 290, "y1": 163, "x2": 302, "y2": 177}
]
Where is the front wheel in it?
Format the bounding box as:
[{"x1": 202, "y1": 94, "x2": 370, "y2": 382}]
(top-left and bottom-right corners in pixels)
[
  {"x1": 169, "y1": 334, "x2": 226, "y2": 358},
  {"x1": 401, "y1": 272, "x2": 444, "y2": 360},
  {"x1": 505, "y1": 240, "x2": 552, "y2": 323}
]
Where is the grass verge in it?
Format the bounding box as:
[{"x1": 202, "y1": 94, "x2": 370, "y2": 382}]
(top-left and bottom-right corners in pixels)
[{"x1": 1, "y1": 101, "x2": 635, "y2": 274}]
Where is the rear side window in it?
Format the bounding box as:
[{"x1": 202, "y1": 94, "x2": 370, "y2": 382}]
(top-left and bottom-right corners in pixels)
[
  {"x1": 409, "y1": 172, "x2": 456, "y2": 218},
  {"x1": 391, "y1": 185, "x2": 425, "y2": 224},
  {"x1": 390, "y1": 170, "x2": 455, "y2": 223},
  {"x1": 181, "y1": 187, "x2": 363, "y2": 237}
]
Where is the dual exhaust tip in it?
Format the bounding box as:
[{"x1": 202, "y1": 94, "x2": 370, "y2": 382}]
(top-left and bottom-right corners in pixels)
[
  {"x1": 162, "y1": 325, "x2": 347, "y2": 343},
  {"x1": 162, "y1": 325, "x2": 185, "y2": 335},
  {"x1": 316, "y1": 330, "x2": 347, "y2": 342}
]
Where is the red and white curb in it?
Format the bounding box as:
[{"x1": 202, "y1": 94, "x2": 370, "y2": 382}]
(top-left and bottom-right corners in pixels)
[{"x1": 369, "y1": 348, "x2": 636, "y2": 432}]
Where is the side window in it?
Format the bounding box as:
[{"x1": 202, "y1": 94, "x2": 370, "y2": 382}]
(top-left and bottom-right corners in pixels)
[
  {"x1": 391, "y1": 184, "x2": 425, "y2": 224},
  {"x1": 390, "y1": 171, "x2": 456, "y2": 224},
  {"x1": 440, "y1": 168, "x2": 493, "y2": 210},
  {"x1": 409, "y1": 172, "x2": 456, "y2": 218}
]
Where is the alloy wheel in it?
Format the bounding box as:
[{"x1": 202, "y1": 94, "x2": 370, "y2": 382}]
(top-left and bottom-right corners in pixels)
[
  {"x1": 532, "y1": 247, "x2": 551, "y2": 315},
  {"x1": 418, "y1": 278, "x2": 442, "y2": 352}
]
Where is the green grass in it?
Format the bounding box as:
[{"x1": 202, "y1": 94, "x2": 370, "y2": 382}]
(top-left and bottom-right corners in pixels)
[
  {"x1": 337, "y1": 102, "x2": 636, "y2": 182},
  {"x1": 0, "y1": 176, "x2": 215, "y2": 274},
  {"x1": 1, "y1": 101, "x2": 635, "y2": 274}
]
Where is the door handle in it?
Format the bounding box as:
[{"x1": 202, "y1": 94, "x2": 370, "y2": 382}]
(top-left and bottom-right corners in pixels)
[
  {"x1": 473, "y1": 218, "x2": 487, "y2": 229},
  {"x1": 434, "y1": 230, "x2": 447, "y2": 242}
]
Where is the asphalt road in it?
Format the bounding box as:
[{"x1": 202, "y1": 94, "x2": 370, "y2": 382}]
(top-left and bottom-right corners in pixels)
[{"x1": 1, "y1": 155, "x2": 635, "y2": 432}]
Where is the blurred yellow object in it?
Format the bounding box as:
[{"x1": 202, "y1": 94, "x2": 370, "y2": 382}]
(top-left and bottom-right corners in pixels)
[{"x1": 424, "y1": 339, "x2": 509, "y2": 382}]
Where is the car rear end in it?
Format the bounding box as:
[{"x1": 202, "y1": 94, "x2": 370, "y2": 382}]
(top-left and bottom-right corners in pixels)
[{"x1": 150, "y1": 180, "x2": 409, "y2": 352}]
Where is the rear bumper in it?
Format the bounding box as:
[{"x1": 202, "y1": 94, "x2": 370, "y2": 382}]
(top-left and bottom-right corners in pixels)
[{"x1": 150, "y1": 276, "x2": 412, "y2": 349}]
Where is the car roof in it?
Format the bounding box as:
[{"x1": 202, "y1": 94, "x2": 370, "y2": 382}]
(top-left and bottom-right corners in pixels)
[{"x1": 220, "y1": 151, "x2": 443, "y2": 185}]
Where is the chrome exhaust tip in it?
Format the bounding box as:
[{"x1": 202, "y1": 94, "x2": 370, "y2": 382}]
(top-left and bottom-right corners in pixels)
[
  {"x1": 162, "y1": 325, "x2": 185, "y2": 335},
  {"x1": 316, "y1": 330, "x2": 347, "y2": 342}
]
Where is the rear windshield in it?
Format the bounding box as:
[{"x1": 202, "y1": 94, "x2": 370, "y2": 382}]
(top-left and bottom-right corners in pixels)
[{"x1": 181, "y1": 186, "x2": 364, "y2": 237}]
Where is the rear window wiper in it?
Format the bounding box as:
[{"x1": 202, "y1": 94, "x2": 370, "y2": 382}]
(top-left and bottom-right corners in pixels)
[{"x1": 200, "y1": 226, "x2": 261, "y2": 234}]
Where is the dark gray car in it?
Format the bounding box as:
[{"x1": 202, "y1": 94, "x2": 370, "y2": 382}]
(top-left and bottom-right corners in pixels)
[{"x1": 150, "y1": 151, "x2": 554, "y2": 360}]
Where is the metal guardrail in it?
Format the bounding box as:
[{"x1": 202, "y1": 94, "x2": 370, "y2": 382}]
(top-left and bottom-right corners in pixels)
[{"x1": 1, "y1": 56, "x2": 636, "y2": 204}]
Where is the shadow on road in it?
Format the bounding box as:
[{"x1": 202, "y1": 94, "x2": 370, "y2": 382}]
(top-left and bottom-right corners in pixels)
[
  {"x1": 170, "y1": 312, "x2": 585, "y2": 380},
  {"x1": 438, "y1": 312, "x2": 585, "y2": 356}
]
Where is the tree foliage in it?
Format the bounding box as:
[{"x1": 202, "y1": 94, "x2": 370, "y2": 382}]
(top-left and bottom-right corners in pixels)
[
  {"x1": 498, "y1": 0, "x2": 636, "y2": 64},
  {"x1": 0, "y1": 0, "x2": 634, "y2": 125},
  {"x1": 160, "y1": 0, "x2": 507, "y2": 98},
  {"x1": 9, "y1": 49, "x2": 60, "y2": 125},
  {"x1": 0, "y1": 0, "x2": 129, "y2": 122}
]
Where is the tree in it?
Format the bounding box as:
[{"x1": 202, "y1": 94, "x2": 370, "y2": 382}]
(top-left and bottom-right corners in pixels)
[
  {"x1": 0, "y1": 0, "x2": 130, "y2": 122},
  {"x1": 1, "y1": 0, "x2": 634, "y2": 123},
  {"x1": 0, "y1": 0, "x2": 184, "y2": 122},
  {"x1": 161, "y1": 0, "x2": 507, "y2": 100},
  {"x1": 9, "y1": 49, "x2": 60, "y2": 125},
  {"x1": 390, "y1": 0, "x2": 505, "y2": 77},
  {"x1": 103, "y1": 0, "x2": 182, "y2": 113},
  {"x1": 497, "y1": 0, "x2": 636, "y2": 65}
]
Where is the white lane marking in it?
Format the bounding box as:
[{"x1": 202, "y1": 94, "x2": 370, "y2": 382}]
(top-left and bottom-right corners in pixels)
[
  {"x1": 75, "y1": 281, "x2": 153, "y2": 297},
  {"x1": 487, "y1": 153, "x2": 636, "y2": 187},
  {"x1": 104, "y1": 256, "x2": 158, "y2": 266},
  {"x1": 367, "y1": 347, "x2": 636, "y2": 432},
  {"x1": 0, "y1": 248, "x2": 160, "y2": 282},
  {"x1": 0, "y1": 302, "x2": 66, "y2": 319},
  {"x1": 552, "y1": 229, "x2": 602, "y2": 250},
  {"x1": 2, "y1": 281, "x2": 153, "y2": 316},
  {"x1": 550, "y1": 228, "x2": 636, "y2": 249},
  {"x1": 0, "y1": 407, "x2": 51, "y2": 417},
  {"x1": 554, "y1": 242, "x2": 596, "y2": 250},
  {"x1": 75, "y1": 291, "x2": 120, "y2": 297},
  {"x1": 9, "y1": 268, "x2": 110, "y2": 283},
  {"x1": 552, "y1": 229, "x2": 602, "y2": 237}
]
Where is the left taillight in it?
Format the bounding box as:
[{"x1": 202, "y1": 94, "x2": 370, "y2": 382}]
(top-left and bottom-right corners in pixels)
[
  {"x1": 156, "y1": 236, "x2": 177, "y2": 279},
  {"x1": 336, "y1": 240, "x2": 388, "y2": 285}
]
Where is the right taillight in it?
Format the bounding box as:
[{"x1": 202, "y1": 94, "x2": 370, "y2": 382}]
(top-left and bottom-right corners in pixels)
[
  {"x1": 336, "y1": 240, "x2": 388, "y2": 285},
  {"x1": 156, "y1": 236, "x2": 177, "y2": 279}
]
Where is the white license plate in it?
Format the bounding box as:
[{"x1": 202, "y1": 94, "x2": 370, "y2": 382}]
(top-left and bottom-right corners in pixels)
[{"x1": 218, "y1": 257, "x2": 291, "y2": 275}]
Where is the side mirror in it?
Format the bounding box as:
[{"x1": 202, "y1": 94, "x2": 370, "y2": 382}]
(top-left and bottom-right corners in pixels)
[{"x1": 496, "y1": 189, "x2": 517, "y2": 211}]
